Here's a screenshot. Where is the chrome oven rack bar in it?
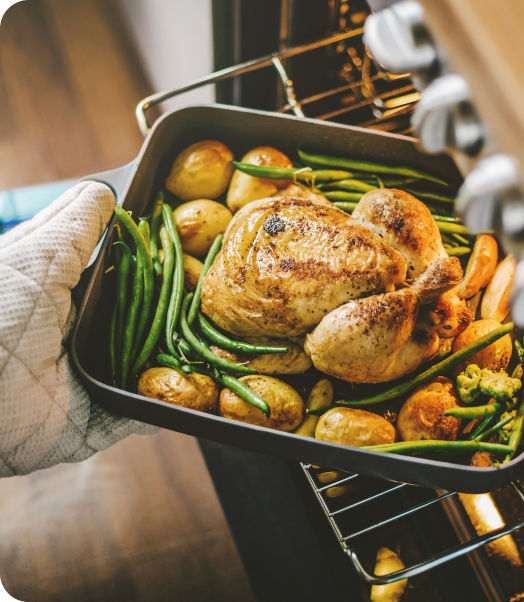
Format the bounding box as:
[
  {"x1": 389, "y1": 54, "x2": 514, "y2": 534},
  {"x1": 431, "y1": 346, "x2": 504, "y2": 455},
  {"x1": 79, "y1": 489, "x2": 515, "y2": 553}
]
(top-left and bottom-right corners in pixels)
[{"x1": 135, "y1": 28, "x2": 524, "y2": 589}]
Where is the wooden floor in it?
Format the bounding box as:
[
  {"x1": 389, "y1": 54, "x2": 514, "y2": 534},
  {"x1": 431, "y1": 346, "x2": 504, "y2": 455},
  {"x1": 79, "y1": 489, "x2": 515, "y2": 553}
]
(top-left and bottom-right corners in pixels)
[
  {"x1": 0, "y1": 1, "x2": 255, "y2": 600},
  {"x1": 0, "y1": 0, "x2": 147, "y2": 188}
]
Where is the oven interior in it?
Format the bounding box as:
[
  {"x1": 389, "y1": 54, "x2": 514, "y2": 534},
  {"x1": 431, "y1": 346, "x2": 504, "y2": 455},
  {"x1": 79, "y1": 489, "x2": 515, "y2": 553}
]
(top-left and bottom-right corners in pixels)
[{"x1": 136, "y1": 3, "x2": 524, "y2": 600}]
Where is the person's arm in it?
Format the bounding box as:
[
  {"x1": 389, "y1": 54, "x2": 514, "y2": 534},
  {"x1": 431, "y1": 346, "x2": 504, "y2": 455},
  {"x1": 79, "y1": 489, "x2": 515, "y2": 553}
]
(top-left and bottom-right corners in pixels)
[{"x1": 0, "y1": 181, "x2": 154, "y2": 477}]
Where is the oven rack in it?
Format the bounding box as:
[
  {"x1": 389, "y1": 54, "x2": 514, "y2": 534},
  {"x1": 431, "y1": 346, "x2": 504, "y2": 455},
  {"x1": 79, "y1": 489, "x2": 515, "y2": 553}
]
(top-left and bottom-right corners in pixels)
[
  {"x1": 135, "y1": 28, "x2": 416, "y2": 136},
  {"x1": 301, "y1": 464, "x2": 524, "y2": 587},
  {"x1": 134, "y1": 28, "x2": 524, "y2": 590}
]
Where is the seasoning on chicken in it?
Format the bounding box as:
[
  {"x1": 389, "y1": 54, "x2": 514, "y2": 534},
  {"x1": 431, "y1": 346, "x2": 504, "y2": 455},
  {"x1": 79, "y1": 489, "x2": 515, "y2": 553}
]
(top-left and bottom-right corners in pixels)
[{"x1": 201, "y1": 196, "x2": 407, "y2": 338}]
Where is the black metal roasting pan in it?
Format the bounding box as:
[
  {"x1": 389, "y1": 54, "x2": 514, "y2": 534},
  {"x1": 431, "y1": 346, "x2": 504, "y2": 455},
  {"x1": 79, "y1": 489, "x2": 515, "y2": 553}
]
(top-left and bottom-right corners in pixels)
[{"x1": 71, "y1": 104, "x2": 523, "y2": 493}]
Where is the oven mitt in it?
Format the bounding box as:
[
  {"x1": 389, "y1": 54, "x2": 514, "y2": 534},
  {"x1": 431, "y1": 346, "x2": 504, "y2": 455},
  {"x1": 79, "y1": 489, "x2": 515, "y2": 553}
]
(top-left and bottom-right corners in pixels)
[{"x1": 0, "y1": 181, "x2": 155, "y2": 477}]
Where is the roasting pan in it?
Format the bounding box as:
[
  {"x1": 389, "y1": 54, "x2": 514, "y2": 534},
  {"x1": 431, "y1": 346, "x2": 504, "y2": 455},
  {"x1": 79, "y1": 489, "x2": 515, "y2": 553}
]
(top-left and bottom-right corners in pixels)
[{"x1": 71, "y1": 104, "x2": 524, "y2": 493}]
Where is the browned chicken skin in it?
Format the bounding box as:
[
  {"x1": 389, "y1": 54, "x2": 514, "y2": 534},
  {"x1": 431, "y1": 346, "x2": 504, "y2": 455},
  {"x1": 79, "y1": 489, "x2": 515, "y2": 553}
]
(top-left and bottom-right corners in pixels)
[
  {"x1": 201, "y1": 197, "x2": 407, "y2": 338},
  {"x1": 201, "y1": 189, "x2": 466, "y2": 383}
]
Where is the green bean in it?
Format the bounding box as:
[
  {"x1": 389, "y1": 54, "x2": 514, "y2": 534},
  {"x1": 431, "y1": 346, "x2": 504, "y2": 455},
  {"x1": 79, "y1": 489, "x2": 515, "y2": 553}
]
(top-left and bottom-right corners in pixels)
[
  {"x1": 162, "y1": 204, "x2": 185, "y2": 356},
  {"x1": 505, "y1": 395, "x2": 524, "y2": 461},
  {"x1": 139, "y1": 218, "x2": 150, "y2": 246},
  {"x1": 197, "y1": 311, "x2": 288, "y2": 355},
  {"x1": 183, "y1": 362, "x2": 270, "y2": 417},
  {"x1": 363, "y1": 440, "x2": 512, "y2": 455},
  {"x1": 452, "y1": 233, "x2": 470, "y2": 246},
  {"x1": 404, "y1": 188, "x2": 455, "y2": 204},
  {"x1": 177, "y1": 338, "x2": 200, "y2": 362},
  {"x1": 131, "y1": 227, "x2": 175, "y2": 376},
  {"x1": 114, "y1": 208, "x2": 155, "y2": 355},
  {"x1": 297, "y1": 148, "x2": 448, "y2": 187},
  {"x1": 436, "y1": 222, "x2": 470, "y2": 235},
  {"x1": 121, "y1": 252, "x2": 144, "y2": 387},
  {"x1": 215, "y1": 371, "x2": 270, "y2": 417},
  {"x1": 321, "y1": 179, "x2": 376, "y2": 193},
  {"x1": 155, "y1": 352, "x2": 195, "y2": 375},
  {"x1": 324, "y1": 191, "x2": 363, "y2": 203},
  {"x1": 333, "y1": 201, "x2": 358, "y2": 212},
  {"x1": 149, "y1": 193, "x2": 164, "y2": 276},
  {"x1": 180, "y1": 294, "x2": 257, "y2": 375},
  {"x1": 432, "y1": 214, "x2": 461, "y2": 223},
  {"x1": 445, "y1": 403, "x2": 503, "y2": 419},
  {"x1": 468, "y1": 415, "x2": 495, "y2": 440},
  {"x1": 473, "y1": 415, "x2": 515, "y2": 442},
  {"x1": 308, "y1": 322, "x2": 514, "y2": 414},
  {"x1": 114, "y1": 241, "x2": 132, "y2": 375},
  {"x1": 231, "y1": 161, "x2": 355, "y2": 183},
  {"x1": 187, "y1": 234, "x2": 223, "y2": 326},
  {"x1": 307, "y1": 169, "x2": 356, "y2": 182},
  {"x1": 445, "y1": 246, "x2": 471, "y2": 257}
]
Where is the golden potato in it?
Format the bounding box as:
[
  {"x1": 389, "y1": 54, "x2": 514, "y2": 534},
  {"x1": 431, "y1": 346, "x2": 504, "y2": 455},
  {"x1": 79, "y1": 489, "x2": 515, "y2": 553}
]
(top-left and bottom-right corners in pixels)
[
  {"x1": 226, "y1": 146, "x2": 293, "y2": 213},
  {"x1": 397, "y1": 376, "x2": 461, "y2": 442},
  {"x1": 210, "y1": 340, "x2": 312, "y2": 375},
  {"x1": 219, "y1": 375, "x2": 304, "y2": 431},
  {"x1": 183, "y1": 253, "x2": 204, "y2": 291},
  {"x1": 138, "y1": 367, "x2": 218, "y2": 413},
  {"x1": 174, "y1": 199, "x2": 232, "y2": 256},
  {"x1": 294, "y1": 379, "x2": 333, "y2": 438},
  {"x1": 315, "y1": 408, "x2": 396, "y2": 447},
  {"x1": 452, "y1": 319, "x2": 512, "y2": 375},
  {"x1": 370, "y1": 547, "x2": 408, "y2": 602},
  {"x1": 166, "y1": 140, "x2": 234, "y2": 201}
]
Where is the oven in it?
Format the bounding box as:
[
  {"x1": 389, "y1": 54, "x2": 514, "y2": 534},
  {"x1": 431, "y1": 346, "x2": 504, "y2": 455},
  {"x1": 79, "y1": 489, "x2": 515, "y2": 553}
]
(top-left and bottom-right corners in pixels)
[{"x1": 127, "y1": 2, "x2": 524, "y2": 600}]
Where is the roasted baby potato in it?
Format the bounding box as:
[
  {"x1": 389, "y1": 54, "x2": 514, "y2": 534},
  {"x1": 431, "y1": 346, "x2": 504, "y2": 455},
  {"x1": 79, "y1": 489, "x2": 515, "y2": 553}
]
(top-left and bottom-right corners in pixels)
[
  {"x1": 226, "y1": 146, "x2": 293, "y2": 213},
  {"x1": 166, "y1": 140, "x2": 234, "y2": 201},
  {"x1": 210, "y1": 340, "x2": 312, "y2": 375},
  {"x1": 370, "y1": 547, "x2": 408, "y2": 602},
  {"x1": 459, "y1": 235, "x2": 498, "y2": 299},
  {"x1": 480, "y1": 254, "x2": 516, "y2": 323},
  {"x1": 315, "y1": 407, "x2": 396, "y2": 447},
  {"x1": 397, "y1": 376, "x2": 461, "y2": 442},
  {"x1": 183, "y1": 253, "x2": 204, "y2": 291},
  {"x1": 219, "y1": 375, "x2": 304, "y2": 431},
  {"x1": 138, "y1": 367, "x2": 218, "y2": 413},
  {"x1": 452, "y1": 319, "x2": 513, "y2": 375},
  {"x1": 174, "y1": 199, "x2": 232, "y2": 256},
  {"x1": 294, "y1": 378, "x2": 333, "y2": 438}
]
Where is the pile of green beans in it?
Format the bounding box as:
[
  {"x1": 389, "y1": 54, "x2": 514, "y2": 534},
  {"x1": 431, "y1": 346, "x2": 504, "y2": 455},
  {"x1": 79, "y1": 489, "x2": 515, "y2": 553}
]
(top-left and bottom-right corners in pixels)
[{"x1": 109, "y1": 200, "x2": 290, "y2": 418}]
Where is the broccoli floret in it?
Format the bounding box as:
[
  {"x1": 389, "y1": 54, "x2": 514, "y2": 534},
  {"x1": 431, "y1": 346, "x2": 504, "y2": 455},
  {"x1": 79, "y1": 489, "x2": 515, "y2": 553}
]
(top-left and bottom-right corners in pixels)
[
  {"x1": 456, "y1": 364, "x2": 522, "y2": 407},
  {"x1": 456, "y1": 364, "x2": 483, "y2": 404},
  {"x1": 498, "y1": 410, "x2": 516, "y2": 444},
  {"x1": 478, "y1": 370, "x2": 522, "y2": 405}
]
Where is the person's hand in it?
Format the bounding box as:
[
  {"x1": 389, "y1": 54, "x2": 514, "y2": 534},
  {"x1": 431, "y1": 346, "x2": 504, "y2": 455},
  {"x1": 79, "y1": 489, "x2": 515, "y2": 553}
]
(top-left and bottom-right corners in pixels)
[{"x1": 0, "y1": 181, "x2": 154, "y2": 477}]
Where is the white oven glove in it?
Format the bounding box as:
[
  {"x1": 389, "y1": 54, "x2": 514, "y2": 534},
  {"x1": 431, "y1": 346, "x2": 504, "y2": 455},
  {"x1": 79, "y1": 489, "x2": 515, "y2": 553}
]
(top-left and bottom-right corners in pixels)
[{"x1": 0, "y1": 181, "x2": 155, "y2": 477}]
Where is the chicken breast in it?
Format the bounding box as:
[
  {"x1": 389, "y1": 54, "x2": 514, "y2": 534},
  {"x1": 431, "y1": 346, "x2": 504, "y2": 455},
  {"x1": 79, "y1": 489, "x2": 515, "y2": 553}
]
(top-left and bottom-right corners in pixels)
[
  {"x1": 352, "y1": 188, "x2": 447, "y2": 277},
  {"x1": 201, "y1": 197, "x2": 407, "y2": 338}
]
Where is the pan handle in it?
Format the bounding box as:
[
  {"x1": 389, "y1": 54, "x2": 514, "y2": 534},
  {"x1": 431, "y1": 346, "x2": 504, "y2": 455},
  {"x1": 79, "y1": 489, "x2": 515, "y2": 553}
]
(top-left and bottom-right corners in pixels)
[{"x1": 81, "y1": 160, "x2": 137, "y2": 205}]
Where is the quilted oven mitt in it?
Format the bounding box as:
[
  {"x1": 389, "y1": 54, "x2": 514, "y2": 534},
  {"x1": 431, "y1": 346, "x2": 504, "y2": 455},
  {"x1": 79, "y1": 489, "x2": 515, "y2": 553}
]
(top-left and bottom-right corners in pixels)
[{"x1": 0, "y1": 181, "x2": 154, "y2": 477}]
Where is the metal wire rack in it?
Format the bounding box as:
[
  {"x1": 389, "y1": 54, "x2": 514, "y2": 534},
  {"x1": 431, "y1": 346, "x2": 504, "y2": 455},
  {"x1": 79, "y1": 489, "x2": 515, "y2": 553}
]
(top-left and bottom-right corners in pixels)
[
  {"x1": 301, "y1": 464, "x2": 524, "y2": 587},
  {"x1": 136, "y1": 28, "x2": 417, "y2": 136},
  {"x1": 134, "y1": 26, "x2": 524, "y2": 592}
]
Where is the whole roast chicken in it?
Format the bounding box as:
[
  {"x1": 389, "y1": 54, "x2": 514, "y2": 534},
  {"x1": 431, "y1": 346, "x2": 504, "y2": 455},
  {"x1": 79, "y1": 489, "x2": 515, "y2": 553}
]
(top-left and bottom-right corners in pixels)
[{"x1": 200, "y1": 188, "x2": 471, "y2": 383}]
